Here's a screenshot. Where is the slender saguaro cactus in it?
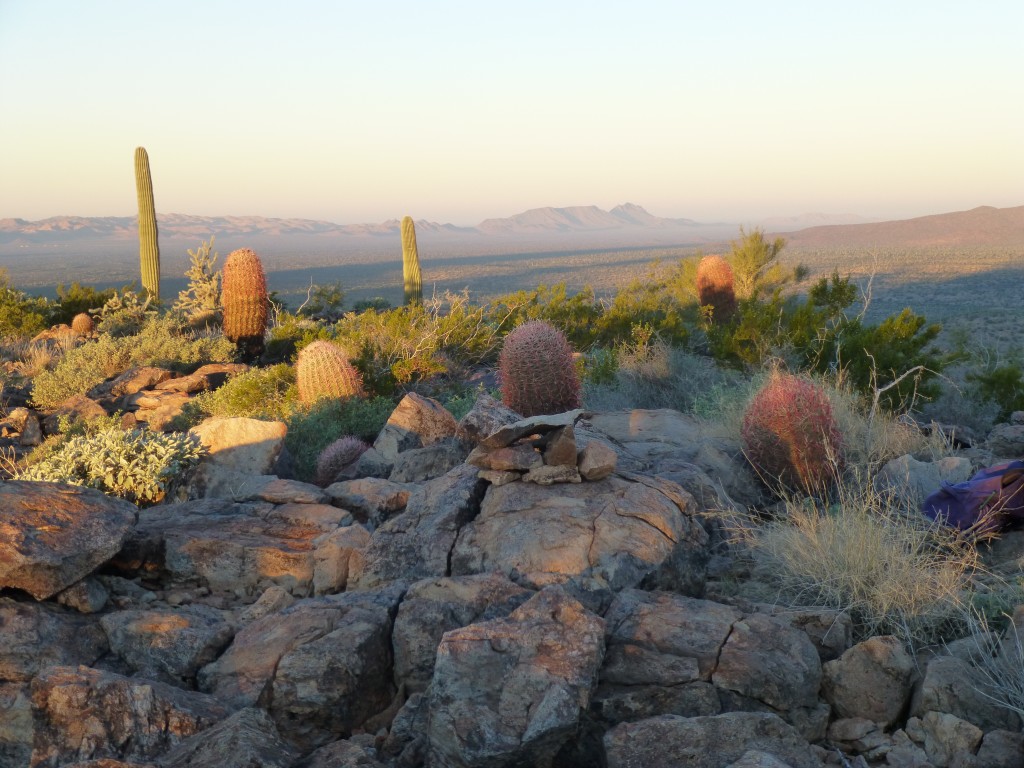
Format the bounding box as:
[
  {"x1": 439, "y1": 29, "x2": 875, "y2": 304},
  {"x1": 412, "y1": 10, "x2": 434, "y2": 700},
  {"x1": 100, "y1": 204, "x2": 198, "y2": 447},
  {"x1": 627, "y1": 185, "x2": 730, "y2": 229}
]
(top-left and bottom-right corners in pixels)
[
  {"x1": 133, "y1": 147, "x2": 160, "y2": 301},
  {"x1": 401, "y1": 215, "x2": 422, "y2": 305}
]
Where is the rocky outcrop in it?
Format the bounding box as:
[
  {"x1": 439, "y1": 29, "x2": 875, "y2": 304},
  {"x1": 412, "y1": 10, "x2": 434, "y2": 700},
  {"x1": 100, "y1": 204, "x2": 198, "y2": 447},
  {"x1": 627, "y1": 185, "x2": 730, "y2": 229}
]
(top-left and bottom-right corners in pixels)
[{"x1": 0, "y1": 481, "x2": 137, "y2": 600}]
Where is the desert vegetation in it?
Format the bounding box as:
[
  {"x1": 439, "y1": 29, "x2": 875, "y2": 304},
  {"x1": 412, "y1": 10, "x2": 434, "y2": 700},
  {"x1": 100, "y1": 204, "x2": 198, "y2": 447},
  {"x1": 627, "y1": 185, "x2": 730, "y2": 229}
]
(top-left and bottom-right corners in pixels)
[{"x1": 3, "y1": 225, "x2": 1024, "y2": 748}]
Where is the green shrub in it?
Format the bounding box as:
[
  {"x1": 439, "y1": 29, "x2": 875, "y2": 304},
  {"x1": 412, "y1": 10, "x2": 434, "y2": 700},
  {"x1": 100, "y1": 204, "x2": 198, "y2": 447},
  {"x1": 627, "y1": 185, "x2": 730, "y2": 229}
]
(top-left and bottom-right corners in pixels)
[
  {"x1": 284, "y1": 396, "x2": 394, "y2": 482},
  {"x1": 31, "y1": 316, "x2": 236, "y2": 410},
  {"x1": 48, "y1": 282, "x2": 119, "y2": 327},
  {"x1": 172, "y1": 238, "x2": 222, "y2": 328},
  {"x1": 17, "y1": 426, "x2": 206, "y2": 506},
  {"x1": 0, "y1": 271, "x2": 50, "y2": 339},
  {"x1": 966, "y1": 363, "x2": 1024, "y2": 422},
  {"x1": 91, "y1": 289, "x2": 156, "y2": 336},
  {"x1": 173, "y1": 363, "x2": 298, "y2": 428}
]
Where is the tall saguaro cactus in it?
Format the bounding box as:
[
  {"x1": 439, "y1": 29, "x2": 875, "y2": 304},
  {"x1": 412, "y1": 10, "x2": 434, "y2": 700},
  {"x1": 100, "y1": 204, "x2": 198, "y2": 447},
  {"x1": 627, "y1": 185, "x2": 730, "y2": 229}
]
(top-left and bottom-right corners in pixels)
[
  {"x1": 401, "y1": 215, "x2": 422, "y2": 305},
  {"x1": 133, "y1": 147, "x2": 161, "y2": 301}
]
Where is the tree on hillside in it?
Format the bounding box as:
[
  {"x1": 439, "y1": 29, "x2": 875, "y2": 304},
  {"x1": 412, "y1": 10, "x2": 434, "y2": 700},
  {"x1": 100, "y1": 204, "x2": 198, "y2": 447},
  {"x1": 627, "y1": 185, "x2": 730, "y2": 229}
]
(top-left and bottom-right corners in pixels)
[{"x1": 729, "y1": 226, "x2": 793, "y2": 299}]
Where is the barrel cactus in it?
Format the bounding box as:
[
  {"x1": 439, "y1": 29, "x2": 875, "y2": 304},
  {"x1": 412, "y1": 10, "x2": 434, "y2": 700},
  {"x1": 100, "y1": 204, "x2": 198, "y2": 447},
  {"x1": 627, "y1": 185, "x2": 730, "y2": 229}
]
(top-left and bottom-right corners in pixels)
[
  {"x1": 296, "y1": 340, "x2": 365, "y2": 404},
  {"x1": 696, "y1": 254, "x2": 737, "y2": 321},
  {"x1": 133, "y1": 147, "x2": 161, "y2": 301},
  {"x1": 222, "y1": 248, "x2": 269, "y2": 358},
  {"x1": 314, "y1": 435, "x2": 370, "y2": 486},
  {"x1": 70, "y1": 312, "x2": 95, "y2": 336},
  {"x1": 401, "y1": 216, "x2": 422, "y2": 305},
  {"x1": 499, "y1": 320, "x2": 581, "y2": 417},
  {"x1": 741, "y1": 372, "x2": 844, "y2": 493}
]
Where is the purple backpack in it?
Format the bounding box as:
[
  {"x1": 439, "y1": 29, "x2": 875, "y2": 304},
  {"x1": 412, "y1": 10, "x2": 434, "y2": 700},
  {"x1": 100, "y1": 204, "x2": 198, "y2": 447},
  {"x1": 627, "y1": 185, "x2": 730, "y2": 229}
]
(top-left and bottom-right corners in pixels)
[{"x1": 921, "y1": 459, "x2": 1024, "y2": 532}]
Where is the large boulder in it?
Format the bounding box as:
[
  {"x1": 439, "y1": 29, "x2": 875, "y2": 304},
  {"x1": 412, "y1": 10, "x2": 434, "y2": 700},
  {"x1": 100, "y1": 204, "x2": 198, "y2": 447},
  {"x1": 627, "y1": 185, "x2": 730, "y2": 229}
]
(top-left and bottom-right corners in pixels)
[
  {"x1": 352, "y1": 464, "x2": 486, "y2": 589},
  {"x1": 99, "y1": 605, "x2": 235, "y2": 683},
  {"x1": 198, "y1": 584, "x2": 405, "y2": 751},
  {"x1": 821, "y1": 635, "x2": 918, "y2": 729},
  {"x1": 603, "y1": 712, "x2": 825, "y2": 768},
  {"x1": 0, "y1": 598, "x2": 109, "y2": 682},
  {"x1": 451, "y1": 471, "x2": 709, "y2": 597},
  {"x1": 392, "y1": 573, "x2": 534, "y2": 693},
  {"x1": 188, "y1": 417, "x2": 288, "y2": 499},
  {"x1": 29, "y1": 665, "x2": 228, "y2": 767},
  {"x1": 872, "y1": 454, "x2": 973, "y2": 506},
  {"x1": 426, "y1": 586, "x2": 605, "y2": 768},
  {"x1": 373, "y1": 393, "x2": 459, "y2": 463},
  {"x1": 157, "y1": 707, "x2": 298, "y2": 768},
  {"x1": 113, "y1": 498, "x2": 365, "y2": 599},
  {"x1": 324, "y1": 477, "x2": 413, "y2": 530},
  {"x1": 0, "y1": 481, "x2": 137, "y2": 600}
]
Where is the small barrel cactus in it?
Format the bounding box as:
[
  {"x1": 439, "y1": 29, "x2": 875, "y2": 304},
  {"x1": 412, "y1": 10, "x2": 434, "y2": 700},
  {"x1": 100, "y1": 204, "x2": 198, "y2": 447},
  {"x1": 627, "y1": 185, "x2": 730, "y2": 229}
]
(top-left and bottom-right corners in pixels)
[
  {"x1": 696, "y1": 254, "x2": 737, "y2": 321},
  {"x1": 499, "y1": 320, "x2": 581, "y2": 417},
  {"x1": 314, "y1": 435, "x2": 370, "y2": 486},
  {"x1": 296, "y1": 340, "x2": 365, "y2": 404},
  {"x1": 741, "y1": 372, "x2": 844, "y2": 493},
  {"x1": 222, "y1": 248, "x2": 269, "y2": 358},
  {"x1": 70, "y1": 312, "x2": 95, "y2": 335}
]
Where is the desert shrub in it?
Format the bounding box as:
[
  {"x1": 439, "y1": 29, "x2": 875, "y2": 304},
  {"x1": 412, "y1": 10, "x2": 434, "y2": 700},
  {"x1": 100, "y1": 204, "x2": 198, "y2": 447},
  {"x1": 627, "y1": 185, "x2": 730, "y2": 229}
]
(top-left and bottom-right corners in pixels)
[
  {"x1": 0, "y1": 275, "x2": 50, "y2": 339},
  {"x1": 31, "y1": 316, "x2": 236, "y2": 410},
  {"x1": 295, "y1": 280, "x2": 346, "y2": 322},
  {"x1": 172, "y1": 363, "x2": 298, "y2": 428},
  {"x1": 594, "y1": 271, "x2": 691, "y2": 348},
  {"x1": 172, "y1": 238, "x2": 222, "y2": 328},
  {"x1": 263, "y1": 310, "x2": 334, "y2": 364},
  {"x1": 486, "y1": 284, "x2": 603, "y2": 349},
  {"x1": 740, "y1": 480, "x2": 980, "y2": 647},
  {"x1": 284, "y1": 396, "x2": 394, "y2": 482},
  {"x1": 17, "y1": 425, "x2": 206, "y2": 506},
  {"x1": 91, "y1": 289, "x2": 157, "y2": 336},
  {"x1": 966, "y1": 363, "x2": 1024, "y2": 423},
  {"x1": 48, "y1": 282, "x2": 119, "y2": 326},
  {"x1": 741, "y1": 371, "x2": 844, "y2": 494},
  {"x1": 314, "y1": 435, "x2": 370, "y2": 486}
]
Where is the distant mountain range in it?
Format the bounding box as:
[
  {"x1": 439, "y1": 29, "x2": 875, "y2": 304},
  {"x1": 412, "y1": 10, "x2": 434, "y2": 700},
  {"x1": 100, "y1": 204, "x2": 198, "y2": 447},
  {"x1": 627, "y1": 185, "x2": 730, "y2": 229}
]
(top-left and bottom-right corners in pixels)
[{"x1": 1, "y1": 203, "x2": 1021, "y2": 249}]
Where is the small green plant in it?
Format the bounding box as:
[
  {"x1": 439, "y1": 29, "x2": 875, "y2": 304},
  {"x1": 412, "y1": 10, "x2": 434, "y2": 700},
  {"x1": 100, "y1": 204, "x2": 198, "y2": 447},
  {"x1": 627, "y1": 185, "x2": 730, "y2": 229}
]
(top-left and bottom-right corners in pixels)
[
  {"x1": 173, "y1": 237, "x2": 221, "y2": 328},
  {"x1": 172, "y1": 363, "x2": 298, "y2": 428},
  {"x1": 0, "y1": 269, "x2": 50, "y2": 339},
  {"x1": 90, "y1": 288, "x2": 156, "y2": 337},
  {"x1": 48, "y1": 282, "x2": 119, "y2": 326},
  {"x1": 741, "y1": 371, "x2": 844, "y2": 494},
  {"x1": 284, "y1": 397, "x2": 394, "y2": 482},
  {"x1": 498, "y1": 319, "x2": 581, "y2": 416},
  {"x1": 18, "y1": 425, "x2": 205, "y2": 506}
]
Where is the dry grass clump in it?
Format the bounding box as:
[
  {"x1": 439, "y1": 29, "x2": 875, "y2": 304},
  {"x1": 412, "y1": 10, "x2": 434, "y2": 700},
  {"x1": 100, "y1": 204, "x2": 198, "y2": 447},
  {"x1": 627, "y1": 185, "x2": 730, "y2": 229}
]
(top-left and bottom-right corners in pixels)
[
  {"x1": 964, "y1": 609, "x2": 1024, "y2": 719},
  {"x1": 740, "y1": 477, "x2": 981, "y2": 648}
]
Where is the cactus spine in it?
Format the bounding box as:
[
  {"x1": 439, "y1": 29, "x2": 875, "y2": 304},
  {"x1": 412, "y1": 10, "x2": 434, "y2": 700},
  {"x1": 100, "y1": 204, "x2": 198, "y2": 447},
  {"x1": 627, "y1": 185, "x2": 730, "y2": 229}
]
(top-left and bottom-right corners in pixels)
[
  {"x1": 499, "y1": 320, "x2": 582, "y2": 417},
  {"x1": 133, "y1": 147, "x2": 160, "y2": 301},
  {"x1": 221, "y1": 248, "x2": 269, "y2": 358},
  {"x1": 401, "y1": 216, "x2": 422, "y2": 305},
  {"x1": 741, "y1": 372, "x2": 844, "y2": 493},
  {"x1": 696, "y1": 254, "x2": 737, "y2": 321},
  {"x1": 296, "y1": 340, "x2": 365, "y2": 404}
]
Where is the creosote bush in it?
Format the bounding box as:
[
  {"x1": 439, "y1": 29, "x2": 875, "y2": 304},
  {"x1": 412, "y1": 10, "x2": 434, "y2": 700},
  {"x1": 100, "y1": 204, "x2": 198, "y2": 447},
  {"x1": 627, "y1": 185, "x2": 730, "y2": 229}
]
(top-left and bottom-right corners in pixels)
[{"x1": 18, "y1": 425, "x2": 206, "y2": 506}]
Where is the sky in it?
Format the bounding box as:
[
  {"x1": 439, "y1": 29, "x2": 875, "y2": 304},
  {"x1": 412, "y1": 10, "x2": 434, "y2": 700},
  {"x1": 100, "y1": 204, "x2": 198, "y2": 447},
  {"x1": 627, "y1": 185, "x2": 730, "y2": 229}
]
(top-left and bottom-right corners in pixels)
[{"x1": 1, "y1": 1, "x2": 1021, "y2": 226}]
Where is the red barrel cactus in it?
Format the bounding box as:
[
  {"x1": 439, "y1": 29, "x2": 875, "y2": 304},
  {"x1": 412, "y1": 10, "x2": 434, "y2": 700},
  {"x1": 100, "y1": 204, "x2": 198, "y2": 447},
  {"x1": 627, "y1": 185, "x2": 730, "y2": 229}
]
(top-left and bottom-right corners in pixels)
[
  {"x1": 498, "y1": 320, "x2": 581, "y2": 417},
  {"x1": 222, "y1": 248, "x2": 269, "y2": 358},
  {"x1": 741, "y1": 372, "x2": 844, "y2": 493},
  {"x1": 296, "y1": 340, "x2": 365, "y2": 404}
]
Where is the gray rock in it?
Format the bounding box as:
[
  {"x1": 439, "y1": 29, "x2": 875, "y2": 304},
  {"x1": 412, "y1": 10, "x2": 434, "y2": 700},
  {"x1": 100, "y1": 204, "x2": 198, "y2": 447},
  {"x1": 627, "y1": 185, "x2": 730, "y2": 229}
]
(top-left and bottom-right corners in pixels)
[
  {"x1": 872, "y1": 454, "x2": 973, "y2": 506},
  {"x1": 603, "y1": 712, "x2": 824, "y2": 768},
  {"x1": 426, "y1": 586, "x2": 605, "y2": 768},
  {"x1": 921, "y1": 710, "x2": 982, "y2": 768},
  {"x1": 0, "y1": 481, "x2": 137, "y2": 600},
  {"x1": 456, "y1": 392, "x2": 522, "y2": 445},
  {"x1": 393, "y1": 573, "x2": 533, "y2": 693},
  {"x1": 189, "y1": 417, "x2": 288, "y2": 498},
  {"x1": 976, "y1": 730, "x2": 1024, "y2": 768},
  {"x1": 467, "y1": 442, "x2": 543, "y2": 471},
  {"x1": 522, "y1": 464, "x2": 581, "y2": 485},
  {"x1": 0, "y1": 682, "x2": 32, "y2": 768},
  {"x1": 0, "y1": 599, "x2": 110, "y2": 682},
  {"x1": 312, "y1": 524, "x2": 371, "y2": 595},
  {"x1": 353, "y1": 464, "x2": 486, "y2": 589},
  {"x1": 578, "y1": 439, "x2": 617, "y2": 481},
  {"x1": 324, "y1": 477, "x2": 413, "y2": 529},
  {"x1": 54, "y1": 577, "x2": 110, "y2": 613},
  {"x1": 389, "y1": 439, "x2": 467, "y2": 483},
  {"x1": 479, "y1": 409, "x2": 585, "y2": 449},
  {"x1": 451, "y1": 472, "x2": 708, "y2": 597},
  {"x1": 158, "y1": 707, "x2": 298, "y2": 768},
  {"x1": 909, "y1": 653, "x2": 1021, "y2": 732},
  {"x1": 29, "y1": 665, "x2": 228, "y2": 767},
  {"x1": 987, "y1": 422, "x2": 1024, "y2": 457},
  {"x1": 100, "y1": 605, "x2": 234, "y2": 681},
  {"x1": 822, "y1": 636, "x2": 918, "y2": 728},
  {"x1": 373, "y1": 392, "x2": 458, "y2": 462},
  {"x1": 294, "y1": 738, "x2": 387, "y2": 767}
]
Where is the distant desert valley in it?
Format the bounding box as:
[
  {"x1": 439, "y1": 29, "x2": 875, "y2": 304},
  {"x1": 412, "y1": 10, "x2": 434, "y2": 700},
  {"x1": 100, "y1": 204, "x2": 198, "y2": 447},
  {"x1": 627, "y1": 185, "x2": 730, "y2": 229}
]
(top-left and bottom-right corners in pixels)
[{"x1": 1, "y1": 203, "x2": 1022, "y2": 338}]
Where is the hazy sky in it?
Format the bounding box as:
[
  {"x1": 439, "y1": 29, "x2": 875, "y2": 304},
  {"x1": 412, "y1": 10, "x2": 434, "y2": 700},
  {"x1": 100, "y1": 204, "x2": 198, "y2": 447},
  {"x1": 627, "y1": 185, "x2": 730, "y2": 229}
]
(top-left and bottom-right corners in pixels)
[{"x1": 1, "y1": 1, "x2": 1021, "y2": 225}]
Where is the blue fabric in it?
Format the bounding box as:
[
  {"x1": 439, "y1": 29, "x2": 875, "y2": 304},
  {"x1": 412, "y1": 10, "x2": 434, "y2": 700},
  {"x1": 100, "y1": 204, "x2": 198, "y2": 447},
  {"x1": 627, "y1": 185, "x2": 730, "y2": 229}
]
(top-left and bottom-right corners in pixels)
[{"x1": 922, "y1": 459, "x2": 1024, "y2": 532}]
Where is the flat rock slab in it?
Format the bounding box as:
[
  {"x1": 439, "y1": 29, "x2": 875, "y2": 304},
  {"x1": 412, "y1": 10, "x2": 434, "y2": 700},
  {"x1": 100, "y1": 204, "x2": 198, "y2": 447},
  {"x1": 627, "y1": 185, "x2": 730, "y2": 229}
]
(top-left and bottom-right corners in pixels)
[
  {"x1": 0, "y1": 481, "x2": 137, "y2": 600},
  {"x1": 451, "y1": 472, "x2": 708, "y2": 596},
  {"x1": 480, "y1": 409, "x2": 585, "y2": 449}
]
